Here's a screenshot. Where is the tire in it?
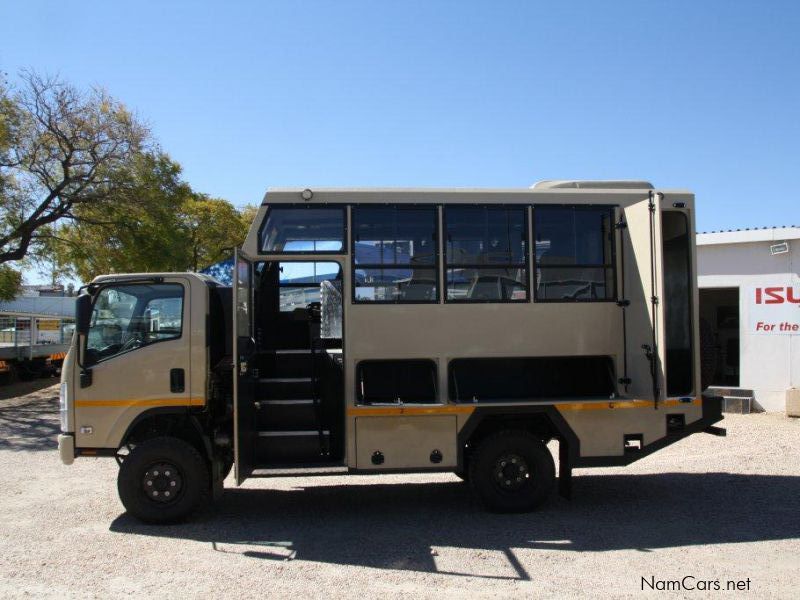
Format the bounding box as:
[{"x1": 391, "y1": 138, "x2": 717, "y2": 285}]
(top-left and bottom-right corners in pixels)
[
  {"x1": 469, "y1": 430, "x2": 555, "y2": 513},
  {"x1": 118, "y1": 436, "x2": 210, "y2": 524}
]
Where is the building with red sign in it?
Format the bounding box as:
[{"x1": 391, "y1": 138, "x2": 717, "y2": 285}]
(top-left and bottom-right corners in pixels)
[{"x1": 697, "y1": 226, "x2": 800, "y2": 412}]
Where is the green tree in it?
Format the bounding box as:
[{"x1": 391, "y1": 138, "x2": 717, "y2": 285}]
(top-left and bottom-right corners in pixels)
[
  {"x1": 58, "y1": 151, "x2": 192, "y2": 281},
  {"x1": 182, "y1": 196, "x2": 252, "y2": 271},
  {"x1": 0, "y1": 74, "x2": 23, "y2": 298},
  {"x1": 0, "y1": 71, "x2": 147, "y2": 266},
  {"x1": 57, "y1": 151, "x2": 252, "y2": 282}
]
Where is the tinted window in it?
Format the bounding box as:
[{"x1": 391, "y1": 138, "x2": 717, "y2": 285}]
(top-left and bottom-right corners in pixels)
[
  {"x1": 534, "y1": 206, "x2": 616, "y2": 301},
  {"x1": 445, "y1": 206, "x2": 528, "y2": 301},
  {"x1": 449, "y1": 356, "x2": 615, "y2": 402},
  {"x1": 357, "y1": 360, "x2": 438, "y2": 404},
  {"x1": 662, "y1": 212, "x2": 693, "y2": 396},
  {"x1": 352, "y1": 206, "x2": 438, "y2": 303},
  {"x1": 260, "y1": 206, "x2": 345, "y2": 253}
]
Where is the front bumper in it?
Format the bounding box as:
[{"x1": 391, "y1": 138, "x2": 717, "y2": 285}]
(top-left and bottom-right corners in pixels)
[{"x1": 58, "y1": 434, "x2": 75, "y2": 465}]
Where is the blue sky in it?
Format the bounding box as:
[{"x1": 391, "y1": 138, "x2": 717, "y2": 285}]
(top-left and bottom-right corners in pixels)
[{"x1": 2, "y1": 0, "x2": 799, "y2": 234}]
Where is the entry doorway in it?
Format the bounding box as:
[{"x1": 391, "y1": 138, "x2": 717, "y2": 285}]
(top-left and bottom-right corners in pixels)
[{"x1": 698, "y1": 288, "x2": 740, "y2": 386}]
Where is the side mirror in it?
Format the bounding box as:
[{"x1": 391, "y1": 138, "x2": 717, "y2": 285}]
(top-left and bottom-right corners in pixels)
[{"x1": 76, "y1": 294, "x2": 93, "y2": 336}]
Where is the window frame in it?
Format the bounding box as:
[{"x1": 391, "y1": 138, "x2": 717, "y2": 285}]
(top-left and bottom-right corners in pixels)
[
  {"x1": 532, "y1": 204, "x2": 618, "y2": 303},
  {"x1": 350, "y1": 204, "x2": 440, "y2": 305},
  {"x1": 84, "y1": 281, "x2": 186, "y2": 366},
  {"x1": 356, "y1": 358, "x2": 440, "y2": 405},
  {"x1": 443, "y1": 204, "x2": 530, "y2": 304},
  {"x1": 257, "y1": 204, "x2": 348, "y2": 256}
]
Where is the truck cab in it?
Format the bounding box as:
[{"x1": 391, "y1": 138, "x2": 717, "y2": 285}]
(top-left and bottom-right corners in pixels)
[{"x1": 58, "y1": 273, "x2": 235, "y2": 521}]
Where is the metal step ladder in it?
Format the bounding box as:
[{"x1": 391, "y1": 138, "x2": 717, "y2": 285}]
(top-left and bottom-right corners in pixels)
[{"x1": 254, "y1": 347, "x2": 330, "y2": 463}]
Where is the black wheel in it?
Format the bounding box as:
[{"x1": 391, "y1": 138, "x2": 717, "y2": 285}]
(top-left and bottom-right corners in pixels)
[
  {"x1": 118, "y1": 436, "x2": 210, "y2": 524},
  {"x1": 469, "y1": 430, "x2": 555, "y2": 513}
]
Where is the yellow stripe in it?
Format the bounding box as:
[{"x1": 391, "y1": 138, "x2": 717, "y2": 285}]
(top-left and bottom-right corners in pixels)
[
  {"x1": 348, "y1": 405, "x2": 475, "y2": 417},
  {"x1": 75, "y1": 397, "x2": 205, "y2": 408},
  {"x1": 76, "y1": 397, "x2": 699, "y2": 412},
  {"x1": 348, "y1": 398, "x2": 701, "y2": 416},
  {"x1": 556, "y1": 398, "x2": 702, "y2": 411}
]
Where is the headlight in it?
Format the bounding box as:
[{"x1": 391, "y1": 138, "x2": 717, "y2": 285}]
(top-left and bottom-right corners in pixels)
[{"x1": 59, "y1": 382, "x2": 73, "y2": 433}]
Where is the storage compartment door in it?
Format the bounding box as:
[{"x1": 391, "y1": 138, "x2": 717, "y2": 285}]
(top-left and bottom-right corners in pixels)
[{"x1": 355, "y1": 415, "x2": 457, "y2": 469}]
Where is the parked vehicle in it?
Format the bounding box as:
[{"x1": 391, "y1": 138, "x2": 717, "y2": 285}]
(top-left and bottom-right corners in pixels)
[{"x1": 58, "y1": 181, "x2": 725, "y2": 523}]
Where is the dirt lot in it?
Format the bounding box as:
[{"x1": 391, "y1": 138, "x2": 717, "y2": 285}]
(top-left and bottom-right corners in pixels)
[{"x1": 1, "y1": 382, "x2": 799, "y2": 599}]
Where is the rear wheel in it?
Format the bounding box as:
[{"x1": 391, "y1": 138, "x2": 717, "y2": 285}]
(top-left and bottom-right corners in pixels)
[
  {"x1": 469, "y1": 430, "x2": 555, "y2": 512},
  {"x1": 118, "y1": 436, "x2": 210, "y2": 524}
]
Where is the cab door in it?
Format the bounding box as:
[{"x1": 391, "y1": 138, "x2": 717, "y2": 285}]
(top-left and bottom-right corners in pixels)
[
  {"x1": 233, "y1": 248, "x2": 257, "y2": 484},
  {"x1": 622, "y1": 193, "x2": 665, "y2": 402},
  {"x1": 73, "y1": 277, "x2": 193, "y2": 448}
]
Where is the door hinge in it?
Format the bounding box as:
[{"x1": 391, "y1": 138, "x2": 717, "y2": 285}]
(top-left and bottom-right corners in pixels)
[
  {"x1": 651, "y1": 295, "x2": 659, "y2": 305},
  {"x1": 615, "y1": 220, "x2": 627, "y2": 230},
  {"x1": 616, "y1": 299, "x2": 630, "y2": 307}
]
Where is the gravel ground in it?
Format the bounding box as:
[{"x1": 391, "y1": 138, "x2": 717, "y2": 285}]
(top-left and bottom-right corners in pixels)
[{"x1": 1, "y1": 383, "x2": 799, "y2": 599}]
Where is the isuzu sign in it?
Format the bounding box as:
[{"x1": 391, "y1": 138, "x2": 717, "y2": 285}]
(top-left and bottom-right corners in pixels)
[{"x1": 749, "y1": 285, "x2": 800, "y2": 334}]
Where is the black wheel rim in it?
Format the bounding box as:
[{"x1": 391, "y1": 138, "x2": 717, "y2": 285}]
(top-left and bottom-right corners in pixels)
[
  {"x1": 142, "y1": 462, "x2": 184, "y2": 504},
  {"x1": 492, "y1": 453, "x2": 531, "y2": 492}
]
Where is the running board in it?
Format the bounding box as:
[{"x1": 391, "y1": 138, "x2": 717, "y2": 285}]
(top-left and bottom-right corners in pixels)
[
  {"x1": 250, "y1": 465, "x2": 348, "y2": 477},
  {"x1": 258, "y1": 430, "x2": 329, "y2": 437}
]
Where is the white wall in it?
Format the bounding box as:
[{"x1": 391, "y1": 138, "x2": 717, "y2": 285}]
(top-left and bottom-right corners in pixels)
[{"x1": 698, "y1": 238, "x2": 799, "y2": 412}]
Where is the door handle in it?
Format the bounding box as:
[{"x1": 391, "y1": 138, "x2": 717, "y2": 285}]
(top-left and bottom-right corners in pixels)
[{"x1": 170, "y1": 368, "x2": 185, "y2": 393}]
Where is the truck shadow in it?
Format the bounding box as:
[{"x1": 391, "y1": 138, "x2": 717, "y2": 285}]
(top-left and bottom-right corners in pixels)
[{"x1": 110, "y1": 472, "x2": 800, "y2": 580}]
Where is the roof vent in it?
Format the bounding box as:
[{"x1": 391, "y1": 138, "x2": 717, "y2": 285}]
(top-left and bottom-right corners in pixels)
[{"x1": 532, "y1": 180, "x2": 654, "y2": 190}]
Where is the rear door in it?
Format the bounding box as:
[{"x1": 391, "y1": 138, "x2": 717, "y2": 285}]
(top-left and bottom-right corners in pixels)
[
  {"x1": 233, "y1": 248, "x2": 257, "y2": 484},
  {"x1": 621, "y1": 193, "x2": 665, "y2": 402}
]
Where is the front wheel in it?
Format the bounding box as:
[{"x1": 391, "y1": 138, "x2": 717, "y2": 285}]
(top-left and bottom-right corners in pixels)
[
  {"x1": 118, "y1": 436, "x2": 210, "y2": 524},
  {"x1": 469, "y1": 430, "x2": 555, "y2": 512}
]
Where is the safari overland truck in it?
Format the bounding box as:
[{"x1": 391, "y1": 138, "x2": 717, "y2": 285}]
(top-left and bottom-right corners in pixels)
[{"x1": 58, "y1": 181, "x2": 725, "y2": 523}]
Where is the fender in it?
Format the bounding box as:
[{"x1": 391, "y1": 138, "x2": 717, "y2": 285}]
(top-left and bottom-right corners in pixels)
[
  {"x1": 114, "y1": 407, "x2": 214, "y2": 460},
  {"x1": 456, "y1": 404, "x2": 580, "y2": 470}
]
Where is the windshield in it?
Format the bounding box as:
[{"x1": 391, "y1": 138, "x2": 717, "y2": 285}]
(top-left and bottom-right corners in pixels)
[{"x1": 85, "y1": 283, "x2": 184, "y2": 365}]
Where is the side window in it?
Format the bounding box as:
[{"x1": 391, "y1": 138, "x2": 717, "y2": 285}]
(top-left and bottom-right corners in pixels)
[
  {"x1": 86, "y1": 283, "x2": 184, "y2": 365},
  {"x1": 534, "y1": 206, "x2": 616, "y2": 301},
  {"x1": 259, "y1": 206, "x2": 345, "y2": 253},
  {"x1": 445, "y1": 206, "x2": 528, "y2": 302},
  {"x1": 352, "y1": 206, "x2": 438, "y2": 303},
  {"x1": 449, "y1": 356, "x2": 616, "y2": 402},
  {"x1": 278, "y1": 261, "x2": 342, "y2": 312},
  {"x1": 357, "y1": 360, "x2": 438, "y2": 404}
]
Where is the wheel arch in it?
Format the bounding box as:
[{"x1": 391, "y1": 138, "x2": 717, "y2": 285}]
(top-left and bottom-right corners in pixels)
[
  {"x1": 457, "y1": 405, "x2": 580, "y2": 472},
  {"x1": 119, "y1": 408, "x2": 212, "y2": 461}
]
